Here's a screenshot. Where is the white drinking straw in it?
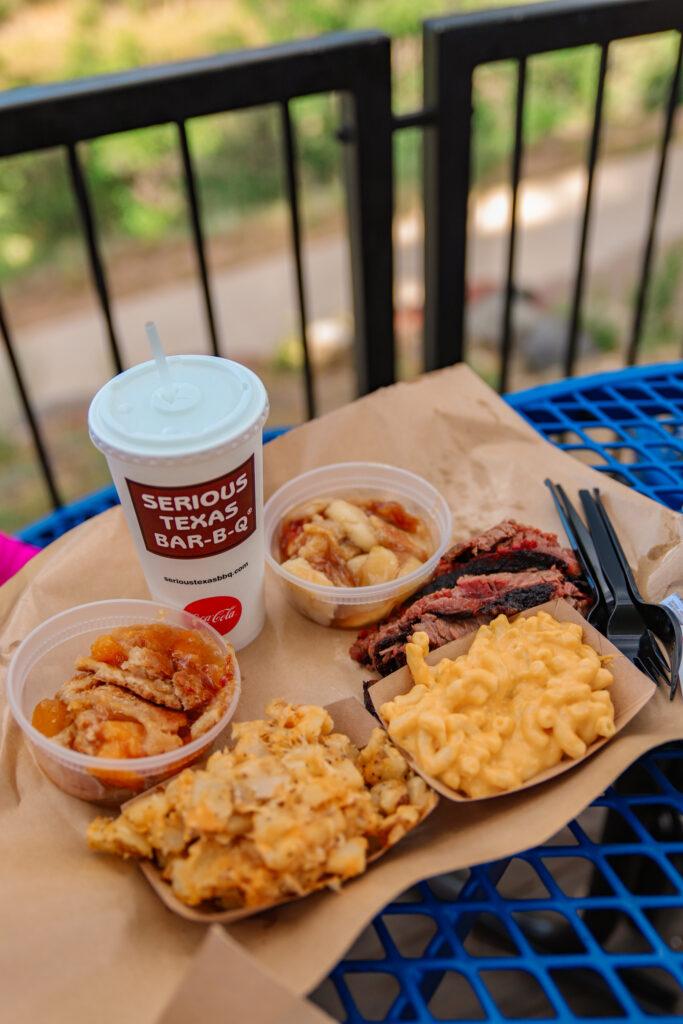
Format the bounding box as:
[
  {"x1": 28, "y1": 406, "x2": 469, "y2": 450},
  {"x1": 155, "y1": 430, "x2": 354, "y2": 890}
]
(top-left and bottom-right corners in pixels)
[{"x1": 145, "y1": 321, "x2": 175, "y2": 402}]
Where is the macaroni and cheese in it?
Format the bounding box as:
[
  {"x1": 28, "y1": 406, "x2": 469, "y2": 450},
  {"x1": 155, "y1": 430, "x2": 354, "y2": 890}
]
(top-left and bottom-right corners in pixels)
[{"x1": 380, "y1": 611, "x2": 615, "y2": 798}]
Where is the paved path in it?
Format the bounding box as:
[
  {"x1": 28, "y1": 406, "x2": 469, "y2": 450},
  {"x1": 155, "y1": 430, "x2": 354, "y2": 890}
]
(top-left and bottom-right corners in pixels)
[{"x1": 3, "y1": 139, "x2": 682, "y2": 422}]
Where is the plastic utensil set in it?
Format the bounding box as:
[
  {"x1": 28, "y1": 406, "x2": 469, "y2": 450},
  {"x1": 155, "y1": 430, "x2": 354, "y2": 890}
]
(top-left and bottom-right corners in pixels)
[{"x1": 545, "y1": 480, "x2": 682, "y2": 699}]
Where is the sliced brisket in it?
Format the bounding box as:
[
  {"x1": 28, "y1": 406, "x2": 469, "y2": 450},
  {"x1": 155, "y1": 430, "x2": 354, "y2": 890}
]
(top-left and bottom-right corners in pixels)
[
  {"x1": 437, "y1": 520, "x2": 522, "y2": 567},
  {"x1": 413, "y1": 549, "x2": 570, "y2": 599},
  {"x1": 372, "y1": 581, "x2": 562, "y2": 676},
  {"x1": 456, "y1": 568, "x2": 584, "y2": 602},
  {"x1": 350, "y1": 518, "x2": 592, "y2": 677},
  {"x1": 432, "y1": 520, "x2": 583, "y2": 578}
]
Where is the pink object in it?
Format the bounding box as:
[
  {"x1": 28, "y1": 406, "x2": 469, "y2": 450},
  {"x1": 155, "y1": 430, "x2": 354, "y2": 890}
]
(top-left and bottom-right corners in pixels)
[{"x1": 0, "y1": 533, "x2": 41, "y2": 585}]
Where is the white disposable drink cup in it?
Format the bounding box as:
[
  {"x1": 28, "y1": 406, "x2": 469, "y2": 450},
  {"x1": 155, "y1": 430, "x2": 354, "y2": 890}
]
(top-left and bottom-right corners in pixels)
[{"x1": 88, "y1": 355, "x2": 269, "y2": 649}]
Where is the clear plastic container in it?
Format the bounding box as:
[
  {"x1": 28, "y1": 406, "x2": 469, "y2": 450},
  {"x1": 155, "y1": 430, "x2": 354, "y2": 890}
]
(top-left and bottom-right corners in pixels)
[
  {"x1": 264, "y1": 463, "x2": 452, "y2": 628},
  {"x1": 6, "y1": 599, "x2": 241, "y2": 805}
]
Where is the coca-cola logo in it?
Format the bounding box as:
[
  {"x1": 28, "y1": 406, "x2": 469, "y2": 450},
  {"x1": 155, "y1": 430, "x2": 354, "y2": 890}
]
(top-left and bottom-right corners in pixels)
[{"x1": 185, "y1": 596, "x2": 242, "y2": 635}]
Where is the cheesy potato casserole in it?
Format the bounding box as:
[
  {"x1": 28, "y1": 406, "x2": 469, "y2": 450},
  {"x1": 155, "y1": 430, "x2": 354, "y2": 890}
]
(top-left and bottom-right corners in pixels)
[
  {"x1": 278, "y1": 497, "x2": 432, "y2": 589},
  {"x1": 380, "y1": 611, "x2": 616, "y2": 798},
  {"x1": 87, "y1": 700, "x2": 437, "y2": 909}
]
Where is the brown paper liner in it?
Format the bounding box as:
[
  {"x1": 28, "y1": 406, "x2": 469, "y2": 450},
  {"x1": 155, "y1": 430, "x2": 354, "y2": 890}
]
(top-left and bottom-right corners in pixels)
[
  {"x1": 368, "y1": 598, "x2": 656, "y2": 801},
  {"x1": 155, "y1": 926, "x2": 335, "y2": 1024},
  {"x1": 2, "y1": 365, "x2": 683, "y2": 1021}
]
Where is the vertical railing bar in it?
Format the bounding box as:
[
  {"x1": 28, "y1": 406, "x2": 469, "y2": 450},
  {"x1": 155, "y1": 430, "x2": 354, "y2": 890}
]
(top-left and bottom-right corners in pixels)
[
  {"x1": 65, "y1": 142, "x2": 123, "y2": 375},
  {"x1": 628, "y1": 31, "x2": 683, "y2": 366},
  {"x1": 423, "y1": 27, "x2": 473, "y2": 370},
  {"x1": 565, "y1": 42, "x2": 609, "y2": 380},
  {"x1": 340, "y1": 38, "x2": 394, "y2": 396},
  {"x1": 177, "y1": 120, "x2": 220, "y2": 358},
  {"x1": 451, "y1": 73, "x2": 473, "y2": 370},
  {"x1": 0, "y1": 292, "x2": 62, "y2": 509},
  {"x1": 499, "y1": 57, "x2": 527, "y2": 395},
  {"x1": 279, "y1": 101, "x2": 316, "y2": 420}
]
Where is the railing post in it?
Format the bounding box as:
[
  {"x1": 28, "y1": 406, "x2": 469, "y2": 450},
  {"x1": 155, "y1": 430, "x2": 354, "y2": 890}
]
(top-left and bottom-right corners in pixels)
[
  {"x1": 423, "y1": 21, "x2": 473, "y2": 372},
  {"x1": 340, "y1": 36, "x2": 395, "y2": 395}
]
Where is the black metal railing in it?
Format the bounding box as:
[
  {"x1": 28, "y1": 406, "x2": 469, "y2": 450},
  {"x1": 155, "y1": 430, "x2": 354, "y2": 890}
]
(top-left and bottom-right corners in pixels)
[
  {"x1": 422, "y1": 0, "x2": 683, "y2": 391},
  {"x1": 2, "y1": 1, "x2": 682, "y2": 520},
  {"x1": 0, "y1": 31, "x2": 394, "y2": 511}
]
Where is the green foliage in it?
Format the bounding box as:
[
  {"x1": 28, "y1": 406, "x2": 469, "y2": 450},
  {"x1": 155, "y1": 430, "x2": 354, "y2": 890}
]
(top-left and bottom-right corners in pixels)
[
  {"x1": 239, "y1": 0, "x2": 532, "y2": 40},
  {"x1": 471, "y1": 62, "x2": 516, "y2": 183},
  {"x1": 86, "y1": 125, "x2": 183, "y2": 240},
  {"x1": 525, "y1": 48, "x2": 598, "y2": 138},
  {"x1": 642, "y1": 62, "x2": 683, "y2": 113},
  {"x1": 0, "y1": 0, "x2": 21, "y2": 23},
  {"x1": 188, "y1": 108, "x2": 288, "y2": 229},
  {"x1": 123, "y1": 0, "x2": 160, "y2": 13},
  {"x1": 0, "y1": 94, "x2": 346, "y2": 278},
  {"x1": 627, "y1": 32, "x2": 683, "y2": 114},
  {"x1": 640, "y1": 244, "x2": 683, "y2": 350},
  {"x1": 263, "y1": 0, "x2": 349, "y2": 39},
  {"x1": 471, "y1": 46, "x2": 601, "y2": 183},
  {"x1": 582, "y1": 308, "x2": 619, "y2": 353},
  {"x1": 75, "y1": 0, "x2": 101, "y2": 31},
  {"x1": 0, "y1": 152, "x2": 76, "y2": 276}
]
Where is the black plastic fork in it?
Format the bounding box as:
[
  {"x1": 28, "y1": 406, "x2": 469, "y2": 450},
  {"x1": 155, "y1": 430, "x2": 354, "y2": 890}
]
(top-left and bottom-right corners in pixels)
[
  {"x1": 579, "y1": 489, "x2": 681, "y2": 698},
  {"x1": 588, "y1": 488, "x2": 682, "y2": 699},
  {"x1": 635, "y1": 629, "x2": 675, "y2": 691},
  {"x1": 545, "y1": 480, "x2": 676, "y2": 695}
]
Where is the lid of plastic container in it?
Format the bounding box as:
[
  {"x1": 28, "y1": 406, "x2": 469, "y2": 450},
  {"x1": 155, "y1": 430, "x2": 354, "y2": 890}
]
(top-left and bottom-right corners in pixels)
[{"x1": 88, "y1": 355, "x2": 269, "y2": 459}]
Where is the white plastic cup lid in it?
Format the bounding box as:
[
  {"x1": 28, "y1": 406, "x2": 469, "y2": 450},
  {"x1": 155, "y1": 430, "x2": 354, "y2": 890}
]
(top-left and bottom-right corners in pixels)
[{"x1": 88, "y1": 355, "x2": 269, "y2": 460}]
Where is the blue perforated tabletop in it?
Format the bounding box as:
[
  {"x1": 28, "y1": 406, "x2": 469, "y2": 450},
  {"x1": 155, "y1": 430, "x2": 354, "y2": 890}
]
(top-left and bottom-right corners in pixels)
[
  {"x1": 506, "y1": 361, "x2": 683, "y2": 512},
  {"x1": 15, "y1": 364, "x2": 683, "y2": 1021}
]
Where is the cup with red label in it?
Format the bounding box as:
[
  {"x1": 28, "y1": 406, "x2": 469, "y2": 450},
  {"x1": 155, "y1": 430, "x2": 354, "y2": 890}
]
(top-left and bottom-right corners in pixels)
[{"x1": 88, "y1": 331, "x2": 269, "y2": 649}]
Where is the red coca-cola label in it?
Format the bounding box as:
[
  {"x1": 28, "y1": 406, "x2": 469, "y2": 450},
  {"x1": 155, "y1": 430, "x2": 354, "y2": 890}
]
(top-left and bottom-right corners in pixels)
[
  {"x1": 126, "y1": 455, "x2": 256, "y2": 559},
  {"x1": 184, "y1": 595, "x2": 242, "y2": 635}
]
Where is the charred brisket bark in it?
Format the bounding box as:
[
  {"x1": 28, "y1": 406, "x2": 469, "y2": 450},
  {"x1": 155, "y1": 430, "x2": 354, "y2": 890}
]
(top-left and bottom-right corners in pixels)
[{"x1": 413, "y1": 548, "x2": 580, "y2": 600}]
